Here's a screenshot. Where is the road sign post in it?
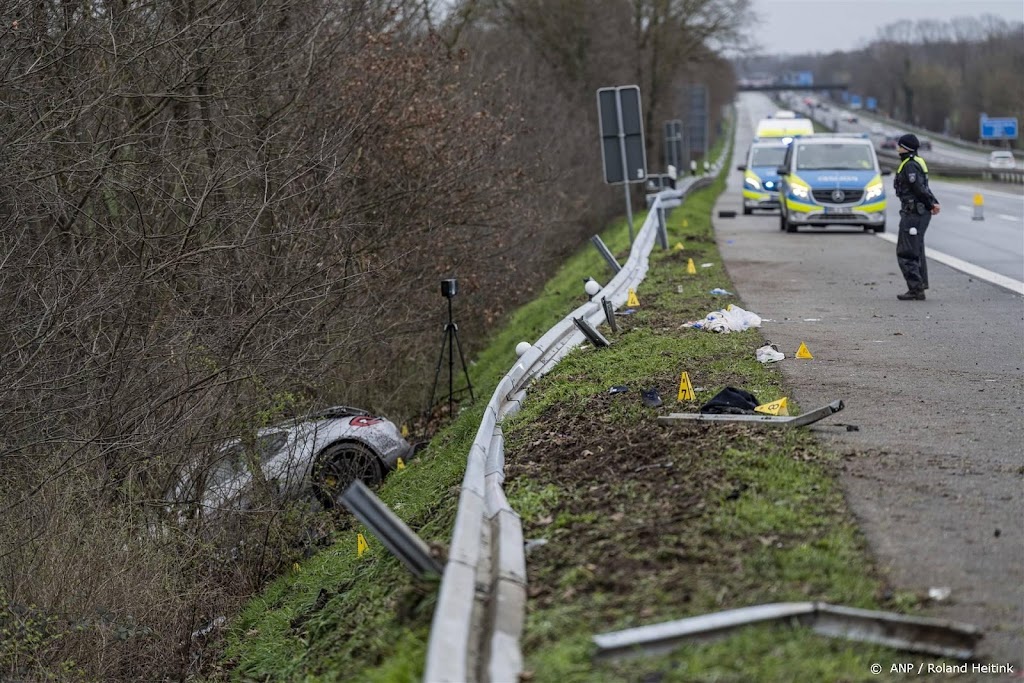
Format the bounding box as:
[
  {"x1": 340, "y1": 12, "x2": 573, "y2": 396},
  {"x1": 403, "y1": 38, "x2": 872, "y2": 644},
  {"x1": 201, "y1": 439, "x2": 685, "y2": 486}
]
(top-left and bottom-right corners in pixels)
[{"x1": 597, "y1": 85, "x2": 648, "y2": 243}]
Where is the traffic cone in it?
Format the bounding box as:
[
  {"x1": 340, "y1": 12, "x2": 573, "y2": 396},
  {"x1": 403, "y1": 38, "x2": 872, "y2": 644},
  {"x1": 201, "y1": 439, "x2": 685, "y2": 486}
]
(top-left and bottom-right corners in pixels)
[{"x1": 973, "y1": 193, "x2": 984, "y2": 221}]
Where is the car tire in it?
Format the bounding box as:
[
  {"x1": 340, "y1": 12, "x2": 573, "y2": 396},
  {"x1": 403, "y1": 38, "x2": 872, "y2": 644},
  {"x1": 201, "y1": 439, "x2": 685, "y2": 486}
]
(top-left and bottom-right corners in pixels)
[
  {"x1": 873, "y1": 222, "x2": 886, "y2": 233},
  {"x1": 313, "y1": 441, "x2": 383, "y2": 508},
  {"x1": 743, "y1": 206, "x2": 753, "y2": 215},
  {"x1": 782, "y1": 214, "x2": 798, "y2": 233}
]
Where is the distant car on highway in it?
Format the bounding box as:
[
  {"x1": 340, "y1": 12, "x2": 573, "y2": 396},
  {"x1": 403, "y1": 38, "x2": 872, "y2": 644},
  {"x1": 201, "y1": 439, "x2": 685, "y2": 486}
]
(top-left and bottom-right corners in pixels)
[
  {"x1": 168, "y1": 406, "x2": 415, "y2": 522},
  {"x1": 988, "y1": 150, "x2": 1016, "y2": 169},
  {"x1": 918, "y1": 136, "x2": 933, "y2": 151},
  {"x1": 844, "y1": 114, "x2": 859, "y2": 123}
]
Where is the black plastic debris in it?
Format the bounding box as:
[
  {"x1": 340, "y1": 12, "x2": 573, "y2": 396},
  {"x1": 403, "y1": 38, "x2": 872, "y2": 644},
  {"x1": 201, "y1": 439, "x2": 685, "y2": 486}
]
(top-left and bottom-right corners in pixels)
[
  {"x1": 699, "y1": 387, "x2": 759, "y2": 414},
  {"x1": 641, "y1": 388, "x2": 663, "y2": 408}
]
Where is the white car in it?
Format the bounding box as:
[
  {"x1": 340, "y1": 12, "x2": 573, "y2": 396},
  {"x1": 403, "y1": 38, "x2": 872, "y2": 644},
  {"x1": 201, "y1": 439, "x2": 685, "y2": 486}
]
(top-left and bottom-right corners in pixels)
[
  {"x1": 168, "y1": 406, "x2": 415, "y2": 520},
  {"x1": 988, "y1": 151, "x2": 1016, "y2": 169}
]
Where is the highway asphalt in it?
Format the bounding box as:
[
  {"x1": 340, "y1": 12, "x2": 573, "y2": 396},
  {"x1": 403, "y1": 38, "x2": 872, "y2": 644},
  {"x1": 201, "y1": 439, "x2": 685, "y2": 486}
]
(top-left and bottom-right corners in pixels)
[{"x1": 717, "y1": 94, "x2": 1024, "y2": 668}]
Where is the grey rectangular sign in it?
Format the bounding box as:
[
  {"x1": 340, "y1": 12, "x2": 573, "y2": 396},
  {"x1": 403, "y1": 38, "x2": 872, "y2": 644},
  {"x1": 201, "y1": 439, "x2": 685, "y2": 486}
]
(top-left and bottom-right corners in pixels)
[
  {"x1": 597, "y1": 85, "x2": 647, "y2": 184},
  {"x1": 683, "y1": 84, "x2": 708, "y2": 161}
]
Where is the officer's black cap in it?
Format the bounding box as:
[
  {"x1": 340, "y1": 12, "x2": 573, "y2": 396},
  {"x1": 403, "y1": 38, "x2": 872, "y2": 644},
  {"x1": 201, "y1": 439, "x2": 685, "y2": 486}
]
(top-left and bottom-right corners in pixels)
[{"x1": 897, "y1": 133, "x2": 920, "y2": 152}]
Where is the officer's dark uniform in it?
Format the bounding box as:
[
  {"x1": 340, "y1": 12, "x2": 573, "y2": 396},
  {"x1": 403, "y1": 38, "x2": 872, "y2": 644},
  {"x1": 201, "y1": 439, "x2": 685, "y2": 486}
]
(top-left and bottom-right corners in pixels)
[{"x1": 892, "y1": 133, "x2": 939, "y2": 300}]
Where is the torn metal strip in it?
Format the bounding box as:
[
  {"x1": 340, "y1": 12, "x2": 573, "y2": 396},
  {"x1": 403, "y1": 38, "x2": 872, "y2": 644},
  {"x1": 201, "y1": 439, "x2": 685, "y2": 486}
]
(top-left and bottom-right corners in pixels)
[
  {"x1": 658, "y1": 400, "x2": 844, "y2": 427},
  {"x1": 593, "y1": 602, "x2": 983, "y2": 662}
]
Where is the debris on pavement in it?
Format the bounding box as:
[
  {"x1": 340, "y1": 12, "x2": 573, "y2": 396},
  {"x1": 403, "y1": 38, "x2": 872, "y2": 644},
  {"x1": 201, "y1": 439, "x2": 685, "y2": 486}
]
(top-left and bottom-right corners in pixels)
[{"x1": 928, "y1": 587, "x2": 952, "y2": 602}]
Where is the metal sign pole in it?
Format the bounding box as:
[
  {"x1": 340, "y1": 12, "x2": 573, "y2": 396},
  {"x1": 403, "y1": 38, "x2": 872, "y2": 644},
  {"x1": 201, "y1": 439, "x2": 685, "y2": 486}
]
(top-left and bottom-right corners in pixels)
[{"x1": 615, "y1": 94, "x2": 635, "y2": 243}]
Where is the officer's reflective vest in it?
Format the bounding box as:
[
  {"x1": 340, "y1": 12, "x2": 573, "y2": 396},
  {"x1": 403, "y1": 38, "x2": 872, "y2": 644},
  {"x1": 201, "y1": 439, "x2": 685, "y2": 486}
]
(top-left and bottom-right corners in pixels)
[{"x1": 896, "y1": 155, "x2": 928, "y2": 174}]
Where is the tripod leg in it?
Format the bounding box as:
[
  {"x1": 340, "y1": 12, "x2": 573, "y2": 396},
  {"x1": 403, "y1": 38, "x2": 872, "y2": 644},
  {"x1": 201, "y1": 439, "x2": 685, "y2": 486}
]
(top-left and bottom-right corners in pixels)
[
  {"x1": 447, "y1": 324, "x2": 455, "y2": 417},
  {"x1": 427, "y1": 325, "x2": 450, "y2": 415},
  {"x1": 452, "y1": 324, "x2": 475, "y2": 403}
]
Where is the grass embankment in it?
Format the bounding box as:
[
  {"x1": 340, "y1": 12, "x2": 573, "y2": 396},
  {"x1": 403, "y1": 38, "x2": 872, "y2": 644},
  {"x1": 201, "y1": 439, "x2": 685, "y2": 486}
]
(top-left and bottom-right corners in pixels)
[{"x1": 219, "y1": 166, "x2": 933, "y2": 682}]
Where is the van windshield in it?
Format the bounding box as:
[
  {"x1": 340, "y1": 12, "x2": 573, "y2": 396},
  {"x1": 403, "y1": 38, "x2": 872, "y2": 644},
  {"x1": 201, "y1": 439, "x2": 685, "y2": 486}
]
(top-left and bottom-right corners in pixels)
[
  {"x1": 796, "y1": 143, "x2": 875, "y2": 171},
  {"x1": 750, "y1": 146, "x2": 788, "y2": 167}
]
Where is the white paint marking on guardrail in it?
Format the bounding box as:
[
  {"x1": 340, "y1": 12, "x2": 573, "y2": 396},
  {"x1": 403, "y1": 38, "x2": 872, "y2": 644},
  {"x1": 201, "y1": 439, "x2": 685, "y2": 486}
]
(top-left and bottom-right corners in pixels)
[{"x1": 875, "y1": 233, "x2": 1024, "y2": 295}]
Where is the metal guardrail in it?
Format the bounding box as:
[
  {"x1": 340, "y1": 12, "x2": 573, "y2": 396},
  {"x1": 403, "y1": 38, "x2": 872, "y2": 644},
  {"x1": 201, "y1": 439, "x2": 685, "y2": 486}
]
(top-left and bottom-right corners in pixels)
[
  {"x1": 876, "y1": 149, "x2": 1024, "y2": 184},
  {"x1": 424, "y1": 136, "x2": 732, "y2": 682}
]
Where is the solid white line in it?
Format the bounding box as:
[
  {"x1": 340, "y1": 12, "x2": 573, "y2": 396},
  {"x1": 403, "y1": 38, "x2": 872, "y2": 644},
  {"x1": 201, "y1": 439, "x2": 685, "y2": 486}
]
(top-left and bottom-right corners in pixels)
[
  {"x1": 998, "y1": 214, "x2": 1020, "y2": 221},
  {"x1": 876, "y1": 233, "x2": 1024, "y2": 295},
  {"x1": 956, "y1": 205, "x2": 970, "y2": 211}
]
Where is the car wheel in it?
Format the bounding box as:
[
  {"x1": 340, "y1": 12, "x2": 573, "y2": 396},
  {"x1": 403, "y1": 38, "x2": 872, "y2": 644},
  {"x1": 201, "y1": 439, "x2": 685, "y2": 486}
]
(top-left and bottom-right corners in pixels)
[
  {"x1": 743, "y1": 206, "x2": 753, "y2": 215},
  {"x1": 873, "y1": 222, "x2": 886, "y2": 233},
  {"x1": 313, "y1": 442, "x2": 383, "y2": 508},
  {"x1": 782, "y1": 214, "x2": 797, "y2": 233}
]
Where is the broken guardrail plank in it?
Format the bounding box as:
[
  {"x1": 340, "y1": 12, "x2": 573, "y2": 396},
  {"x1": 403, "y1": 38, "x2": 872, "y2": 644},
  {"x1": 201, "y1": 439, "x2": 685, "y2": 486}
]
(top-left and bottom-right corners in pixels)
[
  {"x1": 658, "y1": 400, "x2": 844, "y2": 428},
  {"x1": 593, "y1": 601, "x2": 983, "y2": 662}
]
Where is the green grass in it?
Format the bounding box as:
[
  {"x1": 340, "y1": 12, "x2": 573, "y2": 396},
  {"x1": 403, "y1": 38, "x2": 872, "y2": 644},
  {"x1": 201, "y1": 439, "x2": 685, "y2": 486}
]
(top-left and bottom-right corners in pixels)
[{"x1": 216, "y1": 128, "x2": 934, "y2": 682}]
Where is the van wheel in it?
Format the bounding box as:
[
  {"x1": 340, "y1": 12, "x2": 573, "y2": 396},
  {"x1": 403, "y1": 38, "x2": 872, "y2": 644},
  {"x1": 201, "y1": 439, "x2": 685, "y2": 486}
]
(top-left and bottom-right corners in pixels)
[{"x1": 743, "y1": 207, "x2": 753, "y2": 215}]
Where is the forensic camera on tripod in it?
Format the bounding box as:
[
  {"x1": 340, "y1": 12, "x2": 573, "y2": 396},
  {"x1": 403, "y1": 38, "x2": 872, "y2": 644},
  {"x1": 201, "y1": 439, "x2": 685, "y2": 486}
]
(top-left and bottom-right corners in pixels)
[{"x1": 427, "y1": 278, "x2": 474, "y2": 418}]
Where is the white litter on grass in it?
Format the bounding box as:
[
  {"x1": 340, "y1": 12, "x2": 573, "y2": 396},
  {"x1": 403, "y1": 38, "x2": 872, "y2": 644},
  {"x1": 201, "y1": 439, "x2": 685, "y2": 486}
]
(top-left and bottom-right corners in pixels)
[
  {"x1": 756, "y1": 345, "x2": 785, "y2": 363},
  {"x1": 682, "y1": 304, "x2": 763, "y2": 333},
  {"x1": 701, "y1": 263, "x2": 714, "y2": 268}
]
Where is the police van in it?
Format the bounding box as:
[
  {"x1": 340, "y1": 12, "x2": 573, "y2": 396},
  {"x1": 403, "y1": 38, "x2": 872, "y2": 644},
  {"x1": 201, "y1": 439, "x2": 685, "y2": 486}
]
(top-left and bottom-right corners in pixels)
[
  {"x1": 754, "y1": 116, "x2": 814, "y2": 140},
  {"x1": 776, "y1": 134, "x2": 890, "y2": 233},
  {"x1": 737, "y1": 139, "x2": 790, "y2": 214}
]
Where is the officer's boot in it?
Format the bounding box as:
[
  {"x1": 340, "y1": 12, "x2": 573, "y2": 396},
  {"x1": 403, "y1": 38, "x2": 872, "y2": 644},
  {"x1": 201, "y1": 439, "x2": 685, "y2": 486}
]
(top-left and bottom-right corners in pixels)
[{"x1": 897, "y1": 288, "x2": 926, "y2": 301}]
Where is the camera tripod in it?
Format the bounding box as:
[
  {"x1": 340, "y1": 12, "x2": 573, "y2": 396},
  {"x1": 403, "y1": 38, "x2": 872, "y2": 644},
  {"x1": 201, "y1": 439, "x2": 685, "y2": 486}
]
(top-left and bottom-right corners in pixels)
[{"x1": 427, "y1": 295, "x2": 474, "y2": 418}]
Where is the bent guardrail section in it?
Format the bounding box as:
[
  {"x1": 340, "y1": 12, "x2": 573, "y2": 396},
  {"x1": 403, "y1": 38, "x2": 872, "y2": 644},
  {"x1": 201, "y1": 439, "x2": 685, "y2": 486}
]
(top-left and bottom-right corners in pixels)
[{"x1": 425, "y1": 143, "x2": 730, "y2": 683}]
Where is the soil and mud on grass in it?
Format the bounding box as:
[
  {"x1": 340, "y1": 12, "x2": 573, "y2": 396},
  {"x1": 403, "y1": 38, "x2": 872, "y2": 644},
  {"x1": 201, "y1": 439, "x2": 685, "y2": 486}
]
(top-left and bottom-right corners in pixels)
[
  {"x1": 216, "y1": 170, "x2": 956, "y2": 682},
  {"x1": 501, "y1": 177, "x2": 944, "y2": 682}
]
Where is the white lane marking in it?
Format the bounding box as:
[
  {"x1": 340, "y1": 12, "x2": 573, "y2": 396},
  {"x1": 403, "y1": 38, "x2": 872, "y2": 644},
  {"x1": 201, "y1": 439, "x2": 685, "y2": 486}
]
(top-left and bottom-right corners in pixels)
[
  {"x1": 956, "y1": 205, "x2": 970, "y2": 211},
  {"x1": 875, "y1": 233, "x2": 1024, "y2": 295},
  {"x1": 998, "y1": 213, "x2": 1021, "y2": 221}
]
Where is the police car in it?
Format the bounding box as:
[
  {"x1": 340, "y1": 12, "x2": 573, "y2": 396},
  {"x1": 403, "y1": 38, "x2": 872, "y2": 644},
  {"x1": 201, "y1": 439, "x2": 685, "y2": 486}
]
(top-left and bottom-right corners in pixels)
[
  {"x1": 737, "y1": 139, "x2": 790, "y2": 214},
  {"x1": 776, "y1": 134, "x2": 890, "y2": 233}
]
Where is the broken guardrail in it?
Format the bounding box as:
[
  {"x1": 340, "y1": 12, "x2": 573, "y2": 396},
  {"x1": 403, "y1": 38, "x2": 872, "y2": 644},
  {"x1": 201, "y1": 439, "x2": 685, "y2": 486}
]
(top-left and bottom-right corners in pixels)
[
  {"x1": 658, "y1": 399, "x2": 844, "y2": 428},
  {"x1": 424, "y1": 136, "x2": 733, "y2": 683},
  {"x1": 593, "y1": 601, "x2": 983, "y2": 662}
]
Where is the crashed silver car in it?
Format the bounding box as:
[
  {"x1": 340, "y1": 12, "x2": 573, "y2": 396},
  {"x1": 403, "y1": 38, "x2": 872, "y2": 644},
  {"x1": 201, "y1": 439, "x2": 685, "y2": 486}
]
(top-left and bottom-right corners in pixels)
[{"x1": 169, "y1": 406, "x2": 414, "y2": 520}]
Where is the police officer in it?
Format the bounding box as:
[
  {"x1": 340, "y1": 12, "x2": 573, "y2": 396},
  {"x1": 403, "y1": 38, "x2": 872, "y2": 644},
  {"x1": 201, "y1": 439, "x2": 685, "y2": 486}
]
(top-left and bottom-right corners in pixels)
[{"x1": 892, "y1": 133, "x2": 940, "y2": 300}]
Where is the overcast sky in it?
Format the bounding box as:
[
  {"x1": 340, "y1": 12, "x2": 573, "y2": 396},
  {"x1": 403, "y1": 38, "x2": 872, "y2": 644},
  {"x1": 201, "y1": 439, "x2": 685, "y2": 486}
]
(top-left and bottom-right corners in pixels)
[{"x1": 748, "y1": 0, "x2": 1024, "y2": 55}]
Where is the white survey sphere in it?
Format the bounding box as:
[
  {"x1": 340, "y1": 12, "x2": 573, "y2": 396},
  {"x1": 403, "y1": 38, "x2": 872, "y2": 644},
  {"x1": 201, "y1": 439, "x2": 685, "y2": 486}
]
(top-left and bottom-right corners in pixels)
[
  {"x1": 584, "y1": 280, "x2": 601, "y2": 296},
  {"x1": 515, "y1": 342, "x2": 532, "y2": 357}
]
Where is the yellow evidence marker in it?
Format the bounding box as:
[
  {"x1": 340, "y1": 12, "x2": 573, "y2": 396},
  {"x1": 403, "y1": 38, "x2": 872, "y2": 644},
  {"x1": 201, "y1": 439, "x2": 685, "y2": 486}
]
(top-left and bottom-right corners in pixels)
[
  {"x1": 677, "y1": 372, "x2": 696, "y2": 401},
  {"x1": 686, "y1": 258, "x2": 697, "y2": 275},
  {"x1": 796, "y1": 342, "x2": 813, "y2": 359},
  {"x1": 755, "y1": 397, "x2": 789, "y2": 416},
  {"x1": 673, "y1": 242, "x2": 685, "y2": 252},
  {"x1": 357, "y1": 533, "x2": 369, "y2": 557},
  {"x1": 401, "y1": 424, "x2": 409, "y2": 438},
  {"x1": 627, "y1": 288, "x2": 640, "y2": 307},
  {"x1": 397, "y1": 457, "x2": 406, "y2": 471}
]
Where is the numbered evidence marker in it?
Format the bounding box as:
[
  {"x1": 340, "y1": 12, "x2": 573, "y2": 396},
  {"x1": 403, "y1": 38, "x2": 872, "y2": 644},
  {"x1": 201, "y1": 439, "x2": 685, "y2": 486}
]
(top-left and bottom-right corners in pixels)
[
  {"x1": 755, "y1": 397, "x2": 789, "y2": 416},
  {"x1": 686, "y1": 258, "x2": 697, "y2": 275},
  {"x1": 673, "y1": 242, "x2": 685, "y2": 252},
  {"x1": 677, "y1": 371, "x2": 696, "y2": 401},
  {"x1": 401, "y1": 424, "x2": 409, "y2": 438},
  {"x1": 627, "y1": 288, "x2": 640, "y2": 307},
  {"x1": 397, "y1": 457, "x2": 406, "y2": 471},
  {"x1": 357, "y1": 533, "x2": 369, "y2": 557},
  {"x1": 796, "y1": 342, "x2": 813, "y2": 359}
]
